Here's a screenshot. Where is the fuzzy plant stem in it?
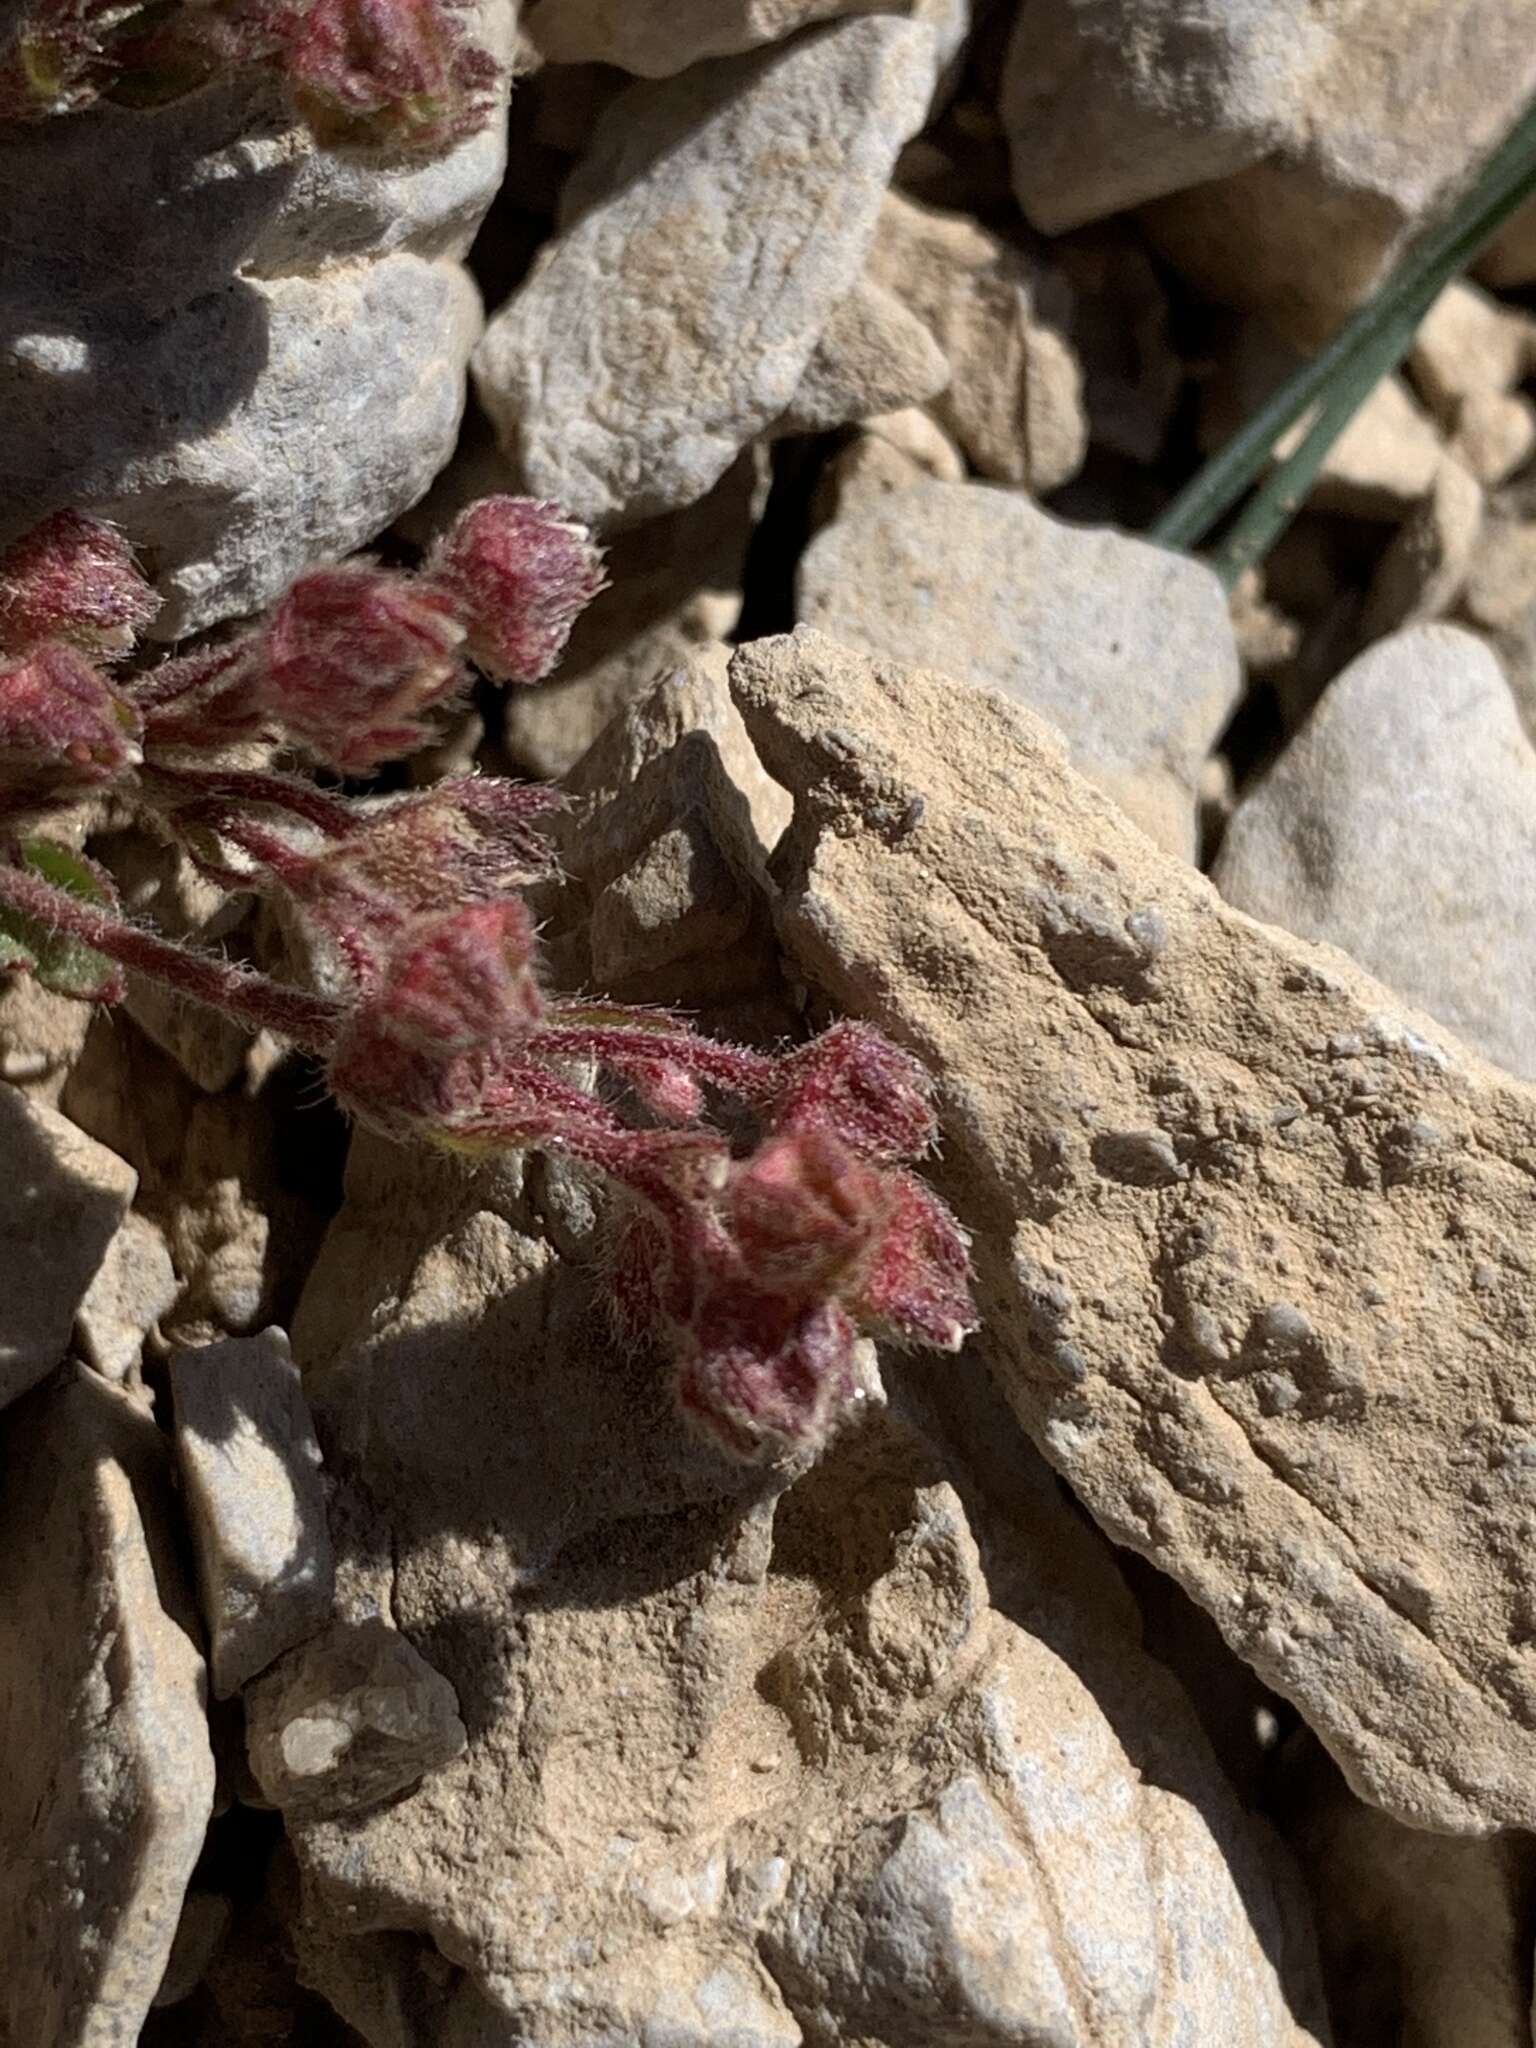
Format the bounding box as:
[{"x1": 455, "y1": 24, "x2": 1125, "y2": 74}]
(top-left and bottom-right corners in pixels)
[
  {"x1": 1150, "y1": 90, "x2": 1536, "y2": 568},
  {"x1": 143, "y1": 763, "x2": 359, "y2": 836},
  {"x1": 0, "y1": 858, "x2": 345, "y2": 1053}
]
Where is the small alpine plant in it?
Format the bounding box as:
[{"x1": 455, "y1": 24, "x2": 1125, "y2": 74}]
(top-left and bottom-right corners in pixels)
[{"x1": 0, "y1": 503, "x2": 977, "y2": 1459}]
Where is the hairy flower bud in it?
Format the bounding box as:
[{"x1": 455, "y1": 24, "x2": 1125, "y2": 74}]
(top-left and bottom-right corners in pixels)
[
  {"x1": 770, "y1": 1020, "x2": 938, "y2": 1163},
  {"x1": 0, "y1": 511, "x2": 159, "y2": 657},
  {"x1": 427, "y1": 497, "x2": 605, "y2": 685},
  {"x1": 0, "y1": 643, "x2": 142, "y2": 810},
  {"x1": 677, "y1": 1300, "x2": 860, "y2": 1462},
  {"x1": 259, "y1": 563, "x2": 466, "y2": 774},
  {"x1": 373, "y1": 898, "x2": 542, "y2": 1055},
  {"x1": 268, "y1": 0, "x2": 499, "y2": 150}
]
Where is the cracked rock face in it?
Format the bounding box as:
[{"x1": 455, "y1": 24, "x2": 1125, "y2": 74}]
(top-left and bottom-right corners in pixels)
[
  {"x1": 275, "y1": 1133, "x2": 1325, "y2": 2046},
  {"x1": 472, "y1": 16, "x2": 947, "y2": 528},
  {"x1": 730, "y1": 628, "x2": 1536, "y2": 1837},
  {"x1": 0, "y1": 1365, "x2": 216, "y2": 2044}
]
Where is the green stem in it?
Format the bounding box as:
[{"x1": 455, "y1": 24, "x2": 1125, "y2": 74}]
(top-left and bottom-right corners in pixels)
[{"x1": 1150, "y1": 93, "x2": 1536, "y2": 557}]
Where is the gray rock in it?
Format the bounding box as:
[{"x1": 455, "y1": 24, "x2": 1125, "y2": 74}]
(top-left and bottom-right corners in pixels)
[
  {"x1": 246, "y1": 1616, "x2": 466, "y2": 1821},
  {"x1": 1215, "y1": 626, "x2": 1536, "y2": 1081},
  {"x1": 0, "y1": 10, "x2": 511, "y2": 637},
  {"x1": 0, "y1": 1365, "x2": 216, "y2": 2045},
  {"x1": 1002, "y1": 0, "x2": 1536, "y2": 342},
  {"x1": 171, "y1": 1327, "x2": 334, "y2": 1698},
  {"x1": 0, "y1": 1084, "x2": 136, "y2": 1412},
  {"x1": 797, "y1": 477, "x2": 1242, "y2": 859},
  {"x1": 524, "y1": 0, "x2": 919, "y2": 75},
  {"x1": 473, "y1": 16, "x2": 945, "y2": 527}
]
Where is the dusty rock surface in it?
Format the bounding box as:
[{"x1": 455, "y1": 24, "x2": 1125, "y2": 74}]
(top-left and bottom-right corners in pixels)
[
  {"x1": 798, "y1": 478, "x2": 1241, "y2": 858},
  {"x1": 1003, "y1": 0, "x2": 1536, "y2": 340},
  {"x1": 473, "y1": 17, "x2": 945, "y2": 527},
  {"x1": 172, "y1": 1328, "x2": 335, "y2": 1698},
  {"x1": 523, "y1": 0, "x2": 917, "y2": 74},
  {"x1": 0, "y1": 1364, "x2": 216, "y2": 2043},
  {"x1": 275, "y1": 1131, "x2": 1327, "y2": 2046},
  {"x1": 1215, "y1": 627, "x2": 1536, "y2": 1079},
  {"x1": 732, "y1": 628, "x2": 1536, "y2": 1836}
]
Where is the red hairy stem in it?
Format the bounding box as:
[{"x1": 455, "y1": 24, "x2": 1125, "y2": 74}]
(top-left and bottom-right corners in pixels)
[
  {"x1": 0, "y1": 858, "x2": 345, "y2": 1053},
  {"x1": 143, "y1": 762, "x2": 359, "y2": 837},
  {"x1": 533, "y1": 1017, "x2": 781, "y2": 1100}
]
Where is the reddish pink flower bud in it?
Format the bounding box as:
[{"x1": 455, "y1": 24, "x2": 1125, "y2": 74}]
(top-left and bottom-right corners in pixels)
[
  {"x1": 370, "y1": 898, "x2": 542, "y2": 1055},
  {"x1": 727, "y1": 1130, "x2": 889, "y2": 1301},
  {"x1": 0, "y1": 511, "x2": 159, "y2": 658},
  {"x1": 849, "y1": 1172, "x2": 975, "y2": 1354},
  {"x1": 0, "y1": 643, "x2": 142, "y2": 810},
  {"x1": 268, "y1": 0, "x2": 499, "y2": 151},
  {"x1": 770, "y1": 1021, "x2": 938, "y2": 1163},
  {"x1": 427, "y1": 497, "x2": 605, "y2": 685},
  {"x1": 678, "y1": 1300, "x2": 860, "y2": 1462},
  {"x1": 259, "y1": 563, "x2": 466, "y2": 774}
]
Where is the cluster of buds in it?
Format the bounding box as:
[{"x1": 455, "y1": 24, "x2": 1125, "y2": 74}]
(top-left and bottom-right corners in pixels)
[
  {"x1": 0, "y1": 502, "x2": 976, "y2": 1461},
  {"x1": 0, "y1": 0, "x2": 499, "y2": 151}
]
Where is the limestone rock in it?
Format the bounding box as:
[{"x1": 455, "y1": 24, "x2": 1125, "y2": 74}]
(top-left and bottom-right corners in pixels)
[
  {"x1": 152, "y1": 1890, "x2": 234, "y2": 2010},
  {"x1": 0, "y1": 974, "x2": 93, "y2": 1102},
  {"x1": 1451, "y1": 388, "x2": 1536, "y2": 490},
  {"x1": 246, "y1": 1618, "x2": 466, "y2": 1822},
  {"x1": 1, "y1": 40, "x2": 508, "y2": 636},
  {"x1": 798, "y1": 477, "x2": 1242, "y2": 859},
  {"x1": 730, "y1": 627, "x2": 1536, "y2": 1834},
  {"x1": 77, "y1": 1209, "x2": 180, "y2": 1385},
  {"x1": 1002, "y1": 0, "x2": 1536, "y2": 340},
  {"x1": 818, "y1": 408, "x2": 968, "y2": 509},
  {"x1": 276, "y1": 1133, "x2": 1325, "y2": 2045},
  {"x1": 775, "y1": 276, "x2": 951, "y2": 437},
  {"x1": 866, "y1": 190, "x2": 1087, "y2": 489},
  {"x1": 1055, "y1": 223, "x2": 1182, "y2": 465},
  {"x1": 473, "y1": 17, "x2": 945, "y2": 527},
  {"x1": 172, "y1": 1328, "x2": 335, "y2": 1699},
  {"x1": 0, "y1": 1084, "x2": 137, "y2": 1411},
  {"x1": 524, "y1": 0, "x2": 918, "y2": 74},
  {"x1": 0, "y1": 1365, "x2": 215, "y2": 2044},
  {"x1": 1215, "y1": 626, "x2": 1536, "y2": 1081}
]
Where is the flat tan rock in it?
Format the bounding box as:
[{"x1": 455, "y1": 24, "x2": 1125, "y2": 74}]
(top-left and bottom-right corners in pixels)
[
  {"x1": 730, "y1": 628, "x2": 1536, "y2": 1835},
  {"x1": 0, "y1": 1365, "x2": 215, "y2": 2044},
  {"x1": 524, "y1": 0, "x2": 917, "y2": 74}
]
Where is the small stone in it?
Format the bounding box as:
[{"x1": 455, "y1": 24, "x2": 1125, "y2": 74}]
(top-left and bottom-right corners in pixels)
[
  {"x1": 0, "y1": 1084, "x2": 137, "y2": 1411},
  {"x1": 1281, "y1": 376, "x2": 1443, "y2": 524},
  {"x1": 866, "y1": 189, "x2": 1086, "y2": 489},
  {"x1": 819, "y1": 409, "x2": 968, "y2": 508},
  {"x1": 0, "y1": 1365, "x2": 215, "y2": 2045},
  {"x1": 797, "y1": 476, "x2": 1242, "y2": 858},
  {"x1": 1362, "y1": 458, "x2": 1484, "y2": 640},
  {"x1": 473, "y1": 16, "x2": 945, "y2": 527},
  {"x1": 171, "y1": 1328, "x2": 335, "y2": 1699},
  {"x1": 0, "y1": 973, "x2": 92, "y2": 1101},
  {"x1": 245, "y1": 1618, "x2": 466, "y2": 1822},
  {"x1": 775, "y1": 276, "x2": 951, "y2": 437},
  {"x1": 1450, "y1": 389, "x2": 1536, "y2": 490},
  {"x1": 1055, "y1": 222, "x2": 1182, "y2": 464},
  {"x1": 1215, "y1": 624, "x2": 1536, "y2": 1081},
  {"x1": 1409, "y1": 280, "x2": 1534, "y2": 428},
  {"x1": 77, "y1": 1209, "x2": 180, "y2": 1384}
]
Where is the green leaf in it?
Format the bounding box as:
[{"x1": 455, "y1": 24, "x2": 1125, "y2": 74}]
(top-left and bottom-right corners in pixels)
[{"x1": 0, "y1": 838, "x2": 123, "y2": 1001}]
